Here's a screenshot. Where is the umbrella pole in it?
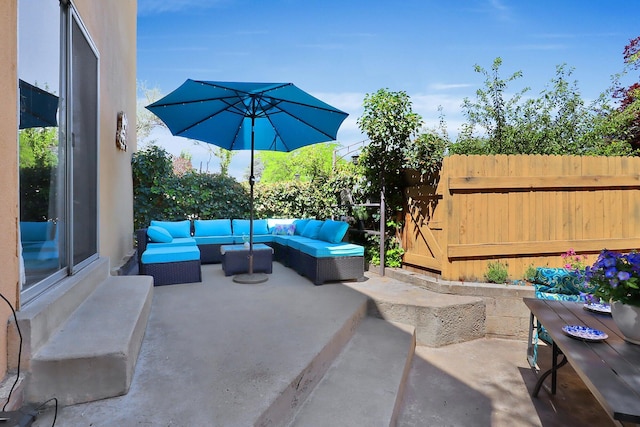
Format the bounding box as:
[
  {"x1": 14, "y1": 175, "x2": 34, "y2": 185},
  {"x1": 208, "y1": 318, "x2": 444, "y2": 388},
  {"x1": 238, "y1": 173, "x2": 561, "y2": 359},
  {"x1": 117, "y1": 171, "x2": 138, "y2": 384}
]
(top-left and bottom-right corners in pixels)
[{"x1": 233, "y1": 114, "x2": 268, "y2": 284}]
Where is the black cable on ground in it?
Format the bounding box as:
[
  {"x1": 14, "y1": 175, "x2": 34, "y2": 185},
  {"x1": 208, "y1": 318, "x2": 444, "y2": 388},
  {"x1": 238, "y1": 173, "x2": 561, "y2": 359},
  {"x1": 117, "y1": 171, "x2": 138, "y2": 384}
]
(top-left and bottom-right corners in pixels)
[
  {"x1": 34, "y1": 397, "x2": 57, "y2": 426},
  {"x1": 0, "y1": 292, "x2": 22, "y2": 412}
]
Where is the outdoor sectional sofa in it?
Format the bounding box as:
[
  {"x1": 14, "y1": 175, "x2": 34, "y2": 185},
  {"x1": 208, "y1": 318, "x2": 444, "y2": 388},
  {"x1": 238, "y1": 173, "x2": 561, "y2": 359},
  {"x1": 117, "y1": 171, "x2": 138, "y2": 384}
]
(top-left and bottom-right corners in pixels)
[{"x1": 136, "y1": 218, "x2": 365, "y2": 286}]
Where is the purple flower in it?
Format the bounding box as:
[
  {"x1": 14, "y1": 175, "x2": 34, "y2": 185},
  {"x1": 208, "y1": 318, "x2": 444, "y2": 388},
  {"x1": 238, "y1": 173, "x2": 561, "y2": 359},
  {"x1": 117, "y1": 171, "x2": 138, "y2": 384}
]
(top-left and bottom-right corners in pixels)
[
  {"x1": 605, "y1": 267, "x2": 617, "y2": 278},
  {"x1": 618, "y1": 271, "x2": 631, "y2": 281}
]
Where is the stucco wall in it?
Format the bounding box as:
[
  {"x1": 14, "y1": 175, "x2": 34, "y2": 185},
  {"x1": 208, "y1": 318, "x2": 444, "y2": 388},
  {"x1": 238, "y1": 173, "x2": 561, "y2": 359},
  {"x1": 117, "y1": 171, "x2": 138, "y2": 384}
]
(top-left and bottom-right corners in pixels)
[
  {"x1": 0, "y1": 0, "x2": 19, "y2": 380},
  {"x1": 74, "y1": 0, "x2": 137, "y2": 272},
  {"x1": 1, "y1": 0, "x2": 137, "y2": 380}
]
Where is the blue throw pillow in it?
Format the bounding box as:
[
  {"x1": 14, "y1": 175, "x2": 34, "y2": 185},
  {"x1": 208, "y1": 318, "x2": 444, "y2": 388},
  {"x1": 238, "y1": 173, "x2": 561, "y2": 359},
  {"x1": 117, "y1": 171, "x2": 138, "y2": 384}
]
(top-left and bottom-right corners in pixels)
[
  {"x1": 147, "y1": 225, "x2": 173, "y2": 243},
  {"x1": 318, "y1": 220, "x2": 349, "y2": 243},
  {"x1": 271, "y1": 224, "x2": 296, "y2": 236},
  {"x1": 300, "y1": 220, "x2": 324, "y2": 239},
  {"x1": 194, "y1": 219, "x2": 232, "y2": 236},
  {"x1": 150, "y1": 220, "x2": 191, "y2": 238}
]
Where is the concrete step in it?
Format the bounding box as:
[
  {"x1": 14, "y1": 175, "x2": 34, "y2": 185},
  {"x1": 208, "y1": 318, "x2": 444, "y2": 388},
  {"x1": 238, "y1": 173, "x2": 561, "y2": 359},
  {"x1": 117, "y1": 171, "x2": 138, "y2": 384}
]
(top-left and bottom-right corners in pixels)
[
  {"x1": 26, "y1": 274, "x2": 153, "y2": 406},
  {"x1": 9, "y1": 258, "x2": 113, "y2": 370},
  {"x1": 345, "y1": 276, "x2": 486, "y2": 347},
  {"x1": 288, "y1": 317, "x2": 415, "y2": 427}
]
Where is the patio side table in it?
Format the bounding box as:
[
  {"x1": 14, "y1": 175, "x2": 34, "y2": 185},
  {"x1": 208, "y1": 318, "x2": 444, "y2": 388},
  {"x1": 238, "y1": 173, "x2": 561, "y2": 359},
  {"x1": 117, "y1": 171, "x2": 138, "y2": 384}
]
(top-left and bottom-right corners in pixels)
[{"x1": 220, "y1": 244, "x2": 273, "y2": 276}]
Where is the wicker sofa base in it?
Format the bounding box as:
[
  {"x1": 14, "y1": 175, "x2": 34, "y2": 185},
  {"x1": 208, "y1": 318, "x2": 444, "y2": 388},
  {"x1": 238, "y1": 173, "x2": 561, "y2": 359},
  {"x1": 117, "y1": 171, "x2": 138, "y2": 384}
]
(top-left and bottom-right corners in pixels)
[
  {"x1": 221, "y1": 245, "x2": 273, "y2": 276},
  {"x1": 198, "y1": 243, "x2": 225, "y2": 264},
  {"x1": 296, "y1": 251, "x2": 364, "y2": 285},
  {"x1": 140, "y1": 259, "x2": 202, "y2": 286}
]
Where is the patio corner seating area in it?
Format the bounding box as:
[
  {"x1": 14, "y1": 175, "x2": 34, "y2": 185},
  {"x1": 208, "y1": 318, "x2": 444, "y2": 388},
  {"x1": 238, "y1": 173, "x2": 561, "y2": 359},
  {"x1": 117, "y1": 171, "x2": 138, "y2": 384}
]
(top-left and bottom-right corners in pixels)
[{"x1": 136, "y1": 218, "x2": 365, "y2": 286}]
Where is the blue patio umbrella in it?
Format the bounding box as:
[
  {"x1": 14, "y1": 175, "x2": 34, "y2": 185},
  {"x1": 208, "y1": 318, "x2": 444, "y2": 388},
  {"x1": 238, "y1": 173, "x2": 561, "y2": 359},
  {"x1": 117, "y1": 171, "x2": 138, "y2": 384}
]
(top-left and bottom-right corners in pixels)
[
  {"x1": 19, "y1": 79, "x2": 59, "y2": 129},
  {"x1": 146, "y1": 80, "x2": 348, "y2": 283}
]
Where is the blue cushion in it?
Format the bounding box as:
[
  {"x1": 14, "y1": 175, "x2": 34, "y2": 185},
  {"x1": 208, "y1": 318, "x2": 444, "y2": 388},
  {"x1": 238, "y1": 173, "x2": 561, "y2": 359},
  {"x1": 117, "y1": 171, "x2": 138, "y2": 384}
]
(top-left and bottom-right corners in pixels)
[
  {"x1": 194, "y1": 236, "x2": 234, "y2": 245},
  {"x1": 194, "y1": 219, "x2": 232, "y2": 236},
  {"x1": 141, "y1": 245, "x2": 200, "y2": 264},
  {"x1": 232, "y1": 234, "x2": 274, "y2": 244},
  {"x1": 300, "y1": 220, "x2": 324, "y2": 239},
  {"x1": 298, "y1": 241, "x2": 365, "y2": 258},
  {"x1": 147, "y1": 226, "x2": 173, "y2": 243},
  {"x1": 150, "y1": 220, "x2": 192, "y2": 238},
  {"x1": 232, "y1": 219, "x2": 270, "y2": 236},
  {"x1": 20, "y1": 221, "x2": 53, "y2": 242},
  {"x1": 318, "y1": 220, "x2": 349, "y2": 243},
  {"x1": 286, "y1": 236, "x2": 316, "y2": 250},
  {"x1": 293, "y1": 219, "x2": 311, "y2": 236},
  {"x1": 147, "y1": 237, "x2": 196, "y2": 248}
]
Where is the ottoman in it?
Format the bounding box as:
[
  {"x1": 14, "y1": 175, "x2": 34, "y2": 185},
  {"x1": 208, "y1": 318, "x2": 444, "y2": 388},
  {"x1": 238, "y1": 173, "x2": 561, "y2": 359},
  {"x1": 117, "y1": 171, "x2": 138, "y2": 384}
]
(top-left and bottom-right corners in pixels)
[{"x1": 221, "y1": 244, "x2": 273, "y2": 276}]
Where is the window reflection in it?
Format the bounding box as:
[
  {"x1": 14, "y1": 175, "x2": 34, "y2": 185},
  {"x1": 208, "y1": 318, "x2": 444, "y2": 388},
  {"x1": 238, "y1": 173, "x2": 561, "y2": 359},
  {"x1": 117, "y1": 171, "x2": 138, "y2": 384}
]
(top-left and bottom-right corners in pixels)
[{"x1": 18, "y1": 0, "x2": 65, "y2": 289}]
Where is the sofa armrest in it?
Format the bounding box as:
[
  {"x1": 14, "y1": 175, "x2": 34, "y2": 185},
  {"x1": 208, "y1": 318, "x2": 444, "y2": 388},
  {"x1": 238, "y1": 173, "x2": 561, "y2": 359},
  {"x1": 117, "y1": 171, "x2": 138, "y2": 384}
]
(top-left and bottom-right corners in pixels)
[{"x1": 136, "y1": 228, "x2": 149, "y2": 262}]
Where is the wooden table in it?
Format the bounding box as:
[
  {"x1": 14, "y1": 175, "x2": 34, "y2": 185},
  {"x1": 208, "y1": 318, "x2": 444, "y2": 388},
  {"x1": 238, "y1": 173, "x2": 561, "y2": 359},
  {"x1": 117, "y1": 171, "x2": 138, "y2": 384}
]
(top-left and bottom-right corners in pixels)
[{"x1": 524, "y1": 298, "x2": 640, "y2": 426}]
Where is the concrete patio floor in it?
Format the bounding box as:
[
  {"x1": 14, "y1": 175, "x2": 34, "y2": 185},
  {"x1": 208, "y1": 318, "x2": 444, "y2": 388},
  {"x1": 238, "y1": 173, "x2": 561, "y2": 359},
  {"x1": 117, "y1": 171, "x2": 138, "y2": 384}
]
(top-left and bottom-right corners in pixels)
[{"x1": 33, "y1": 262, "x2": 614, "y2": 426}]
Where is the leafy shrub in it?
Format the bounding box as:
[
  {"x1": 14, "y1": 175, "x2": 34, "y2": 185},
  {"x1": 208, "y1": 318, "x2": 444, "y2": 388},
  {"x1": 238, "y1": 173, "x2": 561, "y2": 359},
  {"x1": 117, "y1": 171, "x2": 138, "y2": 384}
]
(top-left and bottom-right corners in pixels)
[{"x1": 485, "y1": 261, "x2": 509, "y2": 283}]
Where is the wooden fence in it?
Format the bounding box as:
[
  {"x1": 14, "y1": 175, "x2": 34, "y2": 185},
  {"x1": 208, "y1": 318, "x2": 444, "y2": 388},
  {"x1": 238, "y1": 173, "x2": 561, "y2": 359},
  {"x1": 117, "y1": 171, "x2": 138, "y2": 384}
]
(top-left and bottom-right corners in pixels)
[{"x1": 401, "y1": 155, "x2": 640, "y2": 282}]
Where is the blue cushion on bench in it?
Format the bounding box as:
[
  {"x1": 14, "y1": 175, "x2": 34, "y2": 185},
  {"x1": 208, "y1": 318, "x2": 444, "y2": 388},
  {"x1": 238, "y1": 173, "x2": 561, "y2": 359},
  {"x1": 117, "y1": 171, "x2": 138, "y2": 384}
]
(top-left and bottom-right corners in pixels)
[
  {"x1": 141, "y1": 245, "x2": 200, "y2": 264},
  {"x1": 147, "y1": 237, "x2": 196, "y2": 249},
  {"x1": 298, "y1": 241, "x2": 364, "y2": 258},
  {"x1": 147, "y1": 226, "x2": 173, "y2": 243},
  {"x1": 233, "y1": 234, "x2": 274, "y2": 244},
  {"x1": 194, "y1": 236, "x2": 234, "y2": 245},
  {"x1": 151, "y1": 220, "x2": 192, "y2": 238},
  {"x1": 300, "y1": 220, "x2": 324, "y2": 239},
  {"x1": 194, "y1": 219, "x2": 232, "y2": 236},
  {"x1": 293, "y1": 219, "x2": 311, "y2": 235},
  {"x1": 318, "y1": 220, "x2": 349, "y2": 243},
  {"x1": 285, "y1": 236, "x2": 316, "y2": 250},
  {"x1": 232, "y1": 219, "x2": 269, "y2": 236}
]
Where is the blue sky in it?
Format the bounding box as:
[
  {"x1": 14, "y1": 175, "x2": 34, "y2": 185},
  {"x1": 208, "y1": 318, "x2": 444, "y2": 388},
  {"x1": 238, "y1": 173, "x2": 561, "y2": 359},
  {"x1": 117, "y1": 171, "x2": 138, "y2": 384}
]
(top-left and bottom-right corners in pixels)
[{"x1": 137, "y1": 0, "x2": 639, "y2": 178}]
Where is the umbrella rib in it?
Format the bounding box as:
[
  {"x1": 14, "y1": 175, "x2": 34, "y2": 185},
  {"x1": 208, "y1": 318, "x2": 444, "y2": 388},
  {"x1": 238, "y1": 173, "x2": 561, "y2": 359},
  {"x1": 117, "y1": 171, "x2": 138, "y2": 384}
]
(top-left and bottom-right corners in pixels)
[{"x1": 255, "y1": 95, "x2": 345, "y2": 146}]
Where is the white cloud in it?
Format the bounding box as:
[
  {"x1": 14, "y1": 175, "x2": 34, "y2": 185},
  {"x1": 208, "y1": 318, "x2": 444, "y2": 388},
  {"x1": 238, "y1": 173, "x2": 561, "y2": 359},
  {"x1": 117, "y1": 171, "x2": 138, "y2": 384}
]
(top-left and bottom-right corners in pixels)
[
  {"x1": 429, "y1": 83, "x2": 473, "y2": 91},
  {"x1": 137, "y1": 0, "x2": 226, "y2": 15}
]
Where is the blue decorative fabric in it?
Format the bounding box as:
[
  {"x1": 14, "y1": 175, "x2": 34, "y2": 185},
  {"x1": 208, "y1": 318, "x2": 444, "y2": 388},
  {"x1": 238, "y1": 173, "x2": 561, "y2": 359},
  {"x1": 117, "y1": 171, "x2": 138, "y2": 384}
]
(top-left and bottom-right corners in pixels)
[
  {"x1": 318, "y1": 220, "x2": 349, "y2": 243},
  {"x1": 147, "y1": 226, "x2": 173, "y2": 243},
  {"x1": 150, "y1": 220, "x2": 192, "y2": 238},
  {"x1": 532, "y1": 267, "x2": 586, "y2": 295},
  {"x1": 194, "y1": 219, "x2": 232, "y2": 236},
  {"x1": 271, "y1": 224, "x2": 296, "y2": 236}
]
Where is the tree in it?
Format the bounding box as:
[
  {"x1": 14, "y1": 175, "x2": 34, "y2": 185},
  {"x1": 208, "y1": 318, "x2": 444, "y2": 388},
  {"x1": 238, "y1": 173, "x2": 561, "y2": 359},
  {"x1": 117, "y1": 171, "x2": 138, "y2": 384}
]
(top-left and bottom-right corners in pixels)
[
  {"x1": 357, "y1": 88, "x2": 422, "y2": 212},
  {"x1": 256, "y1": 143, "x2": 339, "y2": 183},
  {"x1": 612, "y1": 36, "x2": 640, "y2": 150},
  {"x1": 451, "y1": 57, "x2": 636, "y2": 156},
  {"x1": 457, "y1": 57, "x2": 527, "y2": 154},
  {"x1": 136, "y1": 81, "x2": 165, "y2": 143}
]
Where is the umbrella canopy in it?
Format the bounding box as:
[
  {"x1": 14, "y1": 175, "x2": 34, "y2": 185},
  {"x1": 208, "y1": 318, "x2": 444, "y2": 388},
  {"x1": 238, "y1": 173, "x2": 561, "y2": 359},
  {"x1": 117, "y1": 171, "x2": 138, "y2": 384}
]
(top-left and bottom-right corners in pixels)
[
  {"x1": 146, "y1": 80, "x2": 348, "y2": 282},
  {"x1": 146, "y1": 80, "x2": 347, "y2": 151},
  {"x1": 19, "y1": 79, "x2": 59, "y2": 129}
]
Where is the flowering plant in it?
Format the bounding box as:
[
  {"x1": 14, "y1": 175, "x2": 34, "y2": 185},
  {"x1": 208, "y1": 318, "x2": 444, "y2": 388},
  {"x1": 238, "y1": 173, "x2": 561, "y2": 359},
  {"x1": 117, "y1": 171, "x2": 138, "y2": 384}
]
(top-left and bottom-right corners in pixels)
[
  {"x1": 561, "y1": 248, "x2": 587, "y2": 272},
  {"x1": 583, "y1": 249, "x2": 640, "y2": 307}
]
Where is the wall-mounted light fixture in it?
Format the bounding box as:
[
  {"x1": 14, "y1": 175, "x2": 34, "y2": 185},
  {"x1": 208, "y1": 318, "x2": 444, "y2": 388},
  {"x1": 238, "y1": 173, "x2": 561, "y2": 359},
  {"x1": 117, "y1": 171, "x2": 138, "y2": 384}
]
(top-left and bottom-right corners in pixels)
[{"x1": 116, "y1": 111, "x2": 127, "y2": 151}]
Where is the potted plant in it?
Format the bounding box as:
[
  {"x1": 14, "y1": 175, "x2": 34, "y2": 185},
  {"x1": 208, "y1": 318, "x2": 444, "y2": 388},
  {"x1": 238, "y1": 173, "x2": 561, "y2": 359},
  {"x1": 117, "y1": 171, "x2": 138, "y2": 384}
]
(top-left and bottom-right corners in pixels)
[{"x1": 583, "y1": 249, "x2": 640, "y2": 344}]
